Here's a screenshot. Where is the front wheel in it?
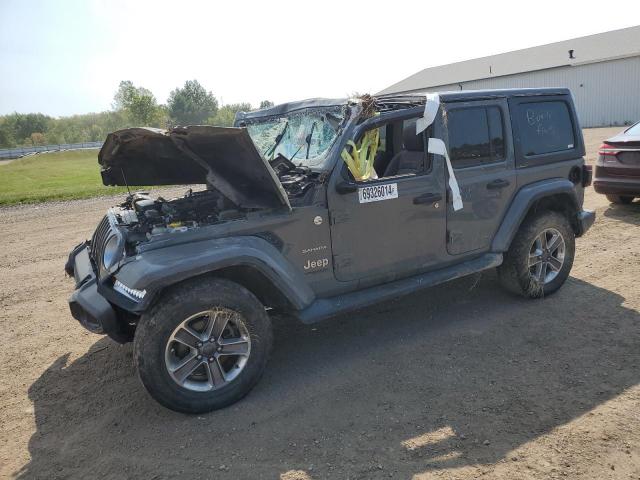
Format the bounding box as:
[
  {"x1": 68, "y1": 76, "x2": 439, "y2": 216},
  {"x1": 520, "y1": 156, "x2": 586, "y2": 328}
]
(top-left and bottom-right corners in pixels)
[
  {"x1": 134, "y1": 278, "x2": 272, "y2": 413},
  {"x1": 497, "y1": 211, "x2": 575, "y2": 298}
]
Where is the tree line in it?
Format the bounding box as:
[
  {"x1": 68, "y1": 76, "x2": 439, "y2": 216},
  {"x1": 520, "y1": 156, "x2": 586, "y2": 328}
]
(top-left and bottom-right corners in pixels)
[{"x1": 0, "y1": 80, "x2": 274, "y2": 148}]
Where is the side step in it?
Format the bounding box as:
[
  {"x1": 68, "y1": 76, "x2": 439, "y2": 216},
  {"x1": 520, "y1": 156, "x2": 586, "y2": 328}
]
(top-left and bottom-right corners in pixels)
[{"x1": 295, "y1": 253, "x2": 503, "y2": 324}]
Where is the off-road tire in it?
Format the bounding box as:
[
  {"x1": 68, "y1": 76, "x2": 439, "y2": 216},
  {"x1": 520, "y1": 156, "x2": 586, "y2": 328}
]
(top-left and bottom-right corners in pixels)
[
  {"x1": 497, "y1": 211, "x2": 575, "y2": 298},
  {"x1": 606, "y1": 194, "x2": 634, "y2": 205},
  {"x1": 134, "y1": 277, "x2": 272, "y2": 414}
]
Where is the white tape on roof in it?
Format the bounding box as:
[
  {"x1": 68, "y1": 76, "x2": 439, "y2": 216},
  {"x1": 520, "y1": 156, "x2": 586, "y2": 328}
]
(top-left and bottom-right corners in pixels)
[
  {"x1": 427, "y1": 138, "x2": 463, "y2": 211},
  {"x1": 416, "y1": 93, "x2": 440, "y2": 135},
  {"x1": 416, "y1": 94, "x2": 463, "y2": 211}
]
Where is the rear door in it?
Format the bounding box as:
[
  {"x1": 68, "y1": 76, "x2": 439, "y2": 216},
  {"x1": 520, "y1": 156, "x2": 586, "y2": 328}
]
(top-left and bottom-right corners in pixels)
[{"x1": 444, "y1": 99, "x2": 516, "y2": 255}]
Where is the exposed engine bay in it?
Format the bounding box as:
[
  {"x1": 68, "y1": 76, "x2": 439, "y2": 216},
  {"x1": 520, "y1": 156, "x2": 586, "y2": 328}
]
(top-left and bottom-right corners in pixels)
[
  {"x1": 96, "y1": 104, "x2": 347, "y2": 244},
  {"x1": 99, "y1": 120, "x2": 332, "y2": 249},
  {"x1": 269, "y1": 153, "x2": 322, "y2": 203},
  {"x1": 113, "y1": 189, "x2": 244, "y2": 243},
  {"x1": 112, "y1": 159, "x2": 322, "y2": 246}
]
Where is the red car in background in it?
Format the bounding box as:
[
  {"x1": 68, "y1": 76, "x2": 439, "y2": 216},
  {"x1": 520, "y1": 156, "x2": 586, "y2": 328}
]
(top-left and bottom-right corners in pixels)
[{"x1": 594, "y1": 122, "x2": 640, "y2": 204}]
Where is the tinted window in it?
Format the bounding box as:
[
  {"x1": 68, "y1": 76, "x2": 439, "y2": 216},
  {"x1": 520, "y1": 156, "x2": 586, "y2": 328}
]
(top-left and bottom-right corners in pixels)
[
  {"x1": 516, "y1": 101, "x2": 575, "y2": 156},
  {"x1": 447, "y1": 106, "x2": 505, "y2": 168}
]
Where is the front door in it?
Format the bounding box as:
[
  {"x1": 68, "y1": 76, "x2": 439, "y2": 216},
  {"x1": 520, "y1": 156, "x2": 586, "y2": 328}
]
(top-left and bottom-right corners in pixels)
[
  {"x1": 328, "y1": 131, "x2": 447, "y2": 282},
  {"x1": 443, "y1": 99, "x2": 517, "y2": 255}
]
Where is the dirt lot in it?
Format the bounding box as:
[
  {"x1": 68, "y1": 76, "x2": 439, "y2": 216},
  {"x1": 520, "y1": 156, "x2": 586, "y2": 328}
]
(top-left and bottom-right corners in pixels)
[{"x1": 1, "y1": 127, "x2": 639, "y2": 480}]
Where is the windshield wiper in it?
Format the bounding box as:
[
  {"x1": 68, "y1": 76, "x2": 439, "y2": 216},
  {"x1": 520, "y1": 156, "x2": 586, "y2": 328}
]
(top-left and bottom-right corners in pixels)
[
  {"x1": 305, "y1": 122, "x2": 317, "y2": 160},
  {"x1": 265, "y1": 121, "x2": 289, "y2": 159},
  {"x1": 284, "y1": 121, "x2": 318, "y2": 162}
]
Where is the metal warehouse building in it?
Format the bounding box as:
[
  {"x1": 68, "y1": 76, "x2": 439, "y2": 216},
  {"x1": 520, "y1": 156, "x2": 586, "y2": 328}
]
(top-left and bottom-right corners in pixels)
[{"x1": 379, "y1": 26, "x2": 640, "y2": 128}]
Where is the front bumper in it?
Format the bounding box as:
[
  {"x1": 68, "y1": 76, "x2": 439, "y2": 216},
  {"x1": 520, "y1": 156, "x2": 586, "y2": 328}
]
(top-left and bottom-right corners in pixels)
[
  {"x1": 67, "y1": 243, "x2": 126, "y2": 341},
  {"x1": 576, "y1": 209, "x2": 595, "y2": 236}
]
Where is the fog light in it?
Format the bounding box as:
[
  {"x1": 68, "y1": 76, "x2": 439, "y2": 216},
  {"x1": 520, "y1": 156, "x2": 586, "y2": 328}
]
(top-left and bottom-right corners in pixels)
[{"x1": 113, "y1": 279, "x2": 146, "y2": 301}]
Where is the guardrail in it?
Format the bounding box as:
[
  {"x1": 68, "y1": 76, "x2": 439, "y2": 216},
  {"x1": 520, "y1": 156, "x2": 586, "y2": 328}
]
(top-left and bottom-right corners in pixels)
[{"x1": 0, "y1": 141, "x2": 103, "y2": 160}]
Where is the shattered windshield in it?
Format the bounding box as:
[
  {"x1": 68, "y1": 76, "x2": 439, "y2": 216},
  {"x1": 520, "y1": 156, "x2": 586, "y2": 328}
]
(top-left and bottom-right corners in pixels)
[{"x1": 245, "y1": 106, "x2": 347, "y2": 168}]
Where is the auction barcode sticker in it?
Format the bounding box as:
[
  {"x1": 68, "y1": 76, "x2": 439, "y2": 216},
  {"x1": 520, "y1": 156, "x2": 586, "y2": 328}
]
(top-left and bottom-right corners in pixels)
[{"x1": 358, "y1": 183, "x2": 398, "y2": 203}]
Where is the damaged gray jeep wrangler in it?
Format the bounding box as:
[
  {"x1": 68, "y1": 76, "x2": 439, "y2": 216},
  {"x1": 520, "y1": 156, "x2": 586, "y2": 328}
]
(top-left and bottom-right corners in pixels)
[{"x1": 66, "y1": 88, "x2": 595, "y2": 413}]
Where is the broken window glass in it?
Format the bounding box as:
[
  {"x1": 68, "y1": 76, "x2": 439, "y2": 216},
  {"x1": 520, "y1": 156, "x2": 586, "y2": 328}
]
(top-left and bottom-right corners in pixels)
[{"x1": 245, "y1": 106, "x2": 347, "y2": 168}]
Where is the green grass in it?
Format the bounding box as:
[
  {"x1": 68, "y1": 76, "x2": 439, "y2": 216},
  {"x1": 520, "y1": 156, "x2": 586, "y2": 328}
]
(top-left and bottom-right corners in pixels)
[{"x1": 0, "y1": 149, "x2": 133, "y2": 205}]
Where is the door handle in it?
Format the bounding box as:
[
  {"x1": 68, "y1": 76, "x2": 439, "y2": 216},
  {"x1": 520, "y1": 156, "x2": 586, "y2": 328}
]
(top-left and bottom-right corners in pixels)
[
  {"x1": 486, "y1": 179, "x2": 510, "y2": 190},
  {"x1": 413, "y1": 193, "x2": 442, "y2": 205}
]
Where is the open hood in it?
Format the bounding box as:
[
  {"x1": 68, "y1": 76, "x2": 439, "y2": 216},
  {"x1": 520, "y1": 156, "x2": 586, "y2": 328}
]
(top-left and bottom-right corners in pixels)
[{"x1": 98, "y1": 126, "x2": 291, "y2": 210}]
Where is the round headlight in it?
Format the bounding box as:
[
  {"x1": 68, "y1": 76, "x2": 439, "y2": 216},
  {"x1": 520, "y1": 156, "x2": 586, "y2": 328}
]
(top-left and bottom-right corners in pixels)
[{"x1": 102, "y1": 234, "x2": 120, "y2": 269}]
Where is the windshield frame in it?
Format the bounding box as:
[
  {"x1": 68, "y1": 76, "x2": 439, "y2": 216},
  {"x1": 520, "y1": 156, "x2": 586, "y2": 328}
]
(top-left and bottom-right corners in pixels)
[{"x1": 235, "y1": 99, "x2": 355, "y2": 171}]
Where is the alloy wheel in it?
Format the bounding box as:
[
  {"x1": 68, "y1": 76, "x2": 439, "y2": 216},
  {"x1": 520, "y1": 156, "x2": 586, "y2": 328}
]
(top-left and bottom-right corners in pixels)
[
  {"x1": 164, "y1": 308, "x2": 251, "y2": 392},
  {"x1": 528, "y1": 228, "x2": 566, "y2": 285}
]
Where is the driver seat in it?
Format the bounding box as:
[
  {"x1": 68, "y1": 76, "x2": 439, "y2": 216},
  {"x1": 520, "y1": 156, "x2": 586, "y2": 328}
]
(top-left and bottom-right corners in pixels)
[{"x1": 383, "y1": 123, "x2": 425, "y2": 177}]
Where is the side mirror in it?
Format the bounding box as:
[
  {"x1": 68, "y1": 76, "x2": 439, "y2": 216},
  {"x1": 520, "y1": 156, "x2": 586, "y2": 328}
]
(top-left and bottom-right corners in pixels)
[
  {"x1": 336, "y1": 181, "x2": 358, "y2": 194},
  {"x1": 427, "y1": 138, "x2": 447, "y2": 156}
]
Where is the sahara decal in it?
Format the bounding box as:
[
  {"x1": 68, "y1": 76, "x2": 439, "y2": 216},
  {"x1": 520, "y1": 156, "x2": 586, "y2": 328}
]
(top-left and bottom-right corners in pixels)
[
  {"x1": 358, "y1": 183, "x2": 398, "y2": 204},
  {"x1": 302, "y1": 245, "x2": 328, "y2": 255}
]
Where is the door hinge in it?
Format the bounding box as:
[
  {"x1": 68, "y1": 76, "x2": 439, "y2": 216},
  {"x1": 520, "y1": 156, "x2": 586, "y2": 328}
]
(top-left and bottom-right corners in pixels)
[
  {"x1": 333, "y1": 255, "x2": 352, "y2": 270},
  {"x1": 448, "y1": 230, "x2": 462, "y2": 245}
]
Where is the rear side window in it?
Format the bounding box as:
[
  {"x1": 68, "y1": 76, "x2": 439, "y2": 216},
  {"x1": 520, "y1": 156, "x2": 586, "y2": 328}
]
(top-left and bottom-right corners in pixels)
[
  {"x1": 447, "y1": 106, "x2": 505, "y2": 168},
  {"x1": 516, "y1": 101, "x2": 575, "y2": 156}
]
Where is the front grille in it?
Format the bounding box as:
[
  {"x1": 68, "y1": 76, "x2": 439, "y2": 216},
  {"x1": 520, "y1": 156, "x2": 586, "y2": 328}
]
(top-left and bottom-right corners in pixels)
[{"x1": 90, "y1": 214, "x2": 113, "y2": 269}]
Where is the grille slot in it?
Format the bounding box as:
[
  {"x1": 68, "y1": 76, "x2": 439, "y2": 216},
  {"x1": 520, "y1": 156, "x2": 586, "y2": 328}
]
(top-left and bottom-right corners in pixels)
[{"x1": 90, "y1": 215, "x2": 113, "y2": 269}]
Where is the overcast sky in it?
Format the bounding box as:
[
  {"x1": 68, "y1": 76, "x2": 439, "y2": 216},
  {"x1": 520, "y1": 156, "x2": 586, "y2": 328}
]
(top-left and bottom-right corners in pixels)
[{"x1": 1, "y1": 0, "x2": 638, "y2": 117}]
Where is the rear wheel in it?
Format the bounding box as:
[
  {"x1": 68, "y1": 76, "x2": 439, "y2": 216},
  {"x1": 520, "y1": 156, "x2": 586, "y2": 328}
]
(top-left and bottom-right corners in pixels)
[
  {"x1": 134, "y1": 278, "x2": 272, "y2": 413},
  {"x1": 606, "y1": 194, "x2": 634, "y2": 204},
  {"x1": 497, "y1": 211, "x2": 575, "y2": 298}
]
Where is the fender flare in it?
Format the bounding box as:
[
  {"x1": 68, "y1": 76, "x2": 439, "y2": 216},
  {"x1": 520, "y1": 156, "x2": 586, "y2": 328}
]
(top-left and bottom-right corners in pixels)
[
  {"x1": 491, "y1": 178, "x2": 580, "y2": 253},
  {"x1": 113, "y1": 236, "x2": 316, "y2": 312}
]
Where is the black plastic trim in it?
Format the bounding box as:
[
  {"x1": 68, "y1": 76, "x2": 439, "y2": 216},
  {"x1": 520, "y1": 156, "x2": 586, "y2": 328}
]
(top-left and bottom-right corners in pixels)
[
  {"x1": 491, "y1": 179, "x2": 580, "y2": 252},
  {"x1": 296, "y1": 253, "x2": 502, "y2": 324}
]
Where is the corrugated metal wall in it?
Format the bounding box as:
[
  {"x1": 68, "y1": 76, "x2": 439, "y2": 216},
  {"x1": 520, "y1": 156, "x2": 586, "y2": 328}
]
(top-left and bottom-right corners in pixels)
[{"x1": 402, "y1": 56, "x2": 640, "y2": 128}]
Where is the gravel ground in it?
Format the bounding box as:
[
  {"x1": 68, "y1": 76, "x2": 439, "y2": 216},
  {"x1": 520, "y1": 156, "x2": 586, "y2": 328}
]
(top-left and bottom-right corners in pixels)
[{"x1": 1, "y1": 128, "x2": 639, "y2": 480}]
